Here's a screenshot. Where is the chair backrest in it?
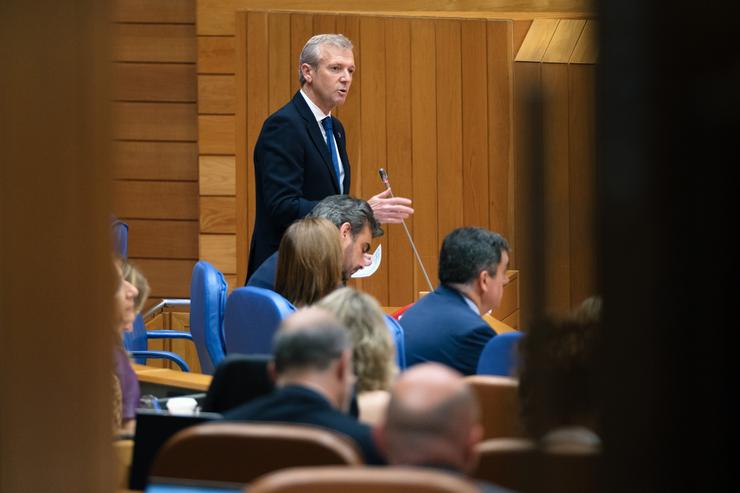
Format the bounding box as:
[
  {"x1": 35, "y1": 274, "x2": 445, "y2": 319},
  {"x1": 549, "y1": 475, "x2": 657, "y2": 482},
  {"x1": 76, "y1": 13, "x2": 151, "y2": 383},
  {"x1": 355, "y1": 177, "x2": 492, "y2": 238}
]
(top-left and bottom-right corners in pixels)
[
  {"x1": 248, "y1": 466, "x2": 483, "y2": 493},
  {"x1": 111, "y1": 218, "x2": 128, "y2": 260},
  {"x1": 122, "y1": 315, "x2": 148, "y2": 361},
  {"x1": 383, "y1": 314, "x2": 407, "y2": 370},
  {"x1": 476, "y1": 331, "x2": 524, "y2": 377},
  {"x1": 464, "y1": 375, "x2": 527, "y2": 439},
  {"x1": 223, "y1": 287, "x2": 296, "y2": 355},
  {"x1": 201, "y1": 354, "x2": 274, "y2": 413},
  {"x1": 472, "y1": 438, "x2": 600, "y2": 493},
  {"x1": 150, "y1": 422, "x2": 362, "y2": 485},
  {"x1": 189, "y1": 261, "x2": 228, "y2": 374},
  {"x1": 472, "y1": 438, "x2": 537, "y2": 492}
]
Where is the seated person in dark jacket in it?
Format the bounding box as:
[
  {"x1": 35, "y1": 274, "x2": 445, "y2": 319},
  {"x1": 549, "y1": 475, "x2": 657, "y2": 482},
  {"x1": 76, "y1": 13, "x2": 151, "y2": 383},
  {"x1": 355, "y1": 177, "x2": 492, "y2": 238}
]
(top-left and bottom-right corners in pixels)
[
  {"x1": 401, "y1": 227, "x2": 510, "y2": 375},
  {"x1": 376, "y1": 363, "x2": 511, "y2": 493},
  {"x1": 223, "y1": 307, "x2": 385, "y2": 465},
  {"x1": 247, "y1": 195, "x2": 383, "y2": 289}
]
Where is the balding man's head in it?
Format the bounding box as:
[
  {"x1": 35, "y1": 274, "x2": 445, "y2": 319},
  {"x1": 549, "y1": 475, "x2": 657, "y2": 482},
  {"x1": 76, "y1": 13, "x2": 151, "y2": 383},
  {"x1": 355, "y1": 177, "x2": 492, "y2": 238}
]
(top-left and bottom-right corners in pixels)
[
  {"x1": 271, "y1": 307, "x2": 355, "y2": 412},
  {"x1": 380, "y1": 363, "x2": 483, "y2": 472}
]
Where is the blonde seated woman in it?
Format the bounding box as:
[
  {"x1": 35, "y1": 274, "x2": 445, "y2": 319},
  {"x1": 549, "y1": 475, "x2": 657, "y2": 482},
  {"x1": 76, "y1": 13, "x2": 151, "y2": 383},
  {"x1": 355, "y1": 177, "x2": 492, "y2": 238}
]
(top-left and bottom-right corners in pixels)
[
  {"x1": 274, "y1": 217, "x2": 343, "y2": 307},
  {"x1": 317, "y1": 287, "x2": 398, "y2": 425}
]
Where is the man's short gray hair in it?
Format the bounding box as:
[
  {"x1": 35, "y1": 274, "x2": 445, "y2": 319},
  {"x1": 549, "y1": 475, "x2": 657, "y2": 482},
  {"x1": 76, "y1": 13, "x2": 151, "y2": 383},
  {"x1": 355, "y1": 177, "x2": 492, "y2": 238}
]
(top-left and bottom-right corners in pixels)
[
  {"x1": 308, "y1": 195, "x2": 383, "y2": 239},
  {"x1": 273, "y1": 312, "x2": 351, "y2": 374},
  {"x1": 298, "y1": 34, "x2": 353, "y2": 85}
]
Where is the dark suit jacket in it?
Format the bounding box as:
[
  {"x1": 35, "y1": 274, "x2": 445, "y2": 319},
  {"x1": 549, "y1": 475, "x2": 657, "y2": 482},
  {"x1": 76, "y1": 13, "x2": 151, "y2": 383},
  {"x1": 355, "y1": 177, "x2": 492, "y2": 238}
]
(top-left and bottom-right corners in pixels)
[
  {"x1": 222, "y1": 385, "x2": 383, "y2": 465},
  {"x1": 247, "y1": 91, "x2": 351, "y2": 280},
  {"x1": 246, "y1": 251, "x2": 278, "y2": 290},
  {"x1": 400, "y1": 285, "x2": 497, "y2": 375}
]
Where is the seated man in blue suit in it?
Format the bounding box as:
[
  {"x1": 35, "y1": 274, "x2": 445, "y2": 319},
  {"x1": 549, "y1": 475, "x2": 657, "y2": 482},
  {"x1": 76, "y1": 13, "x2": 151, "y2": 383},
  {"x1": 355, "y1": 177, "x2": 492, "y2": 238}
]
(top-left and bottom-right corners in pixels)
[
  {"x1": 401, "y1": 228, "x2": 510, "y2": 375},
  {"x1": 248, "y1": 195, "x2": 383, "y2": 290},
  {"x1": 223, "y1": 307, "x2": 385, "y2": 465}
]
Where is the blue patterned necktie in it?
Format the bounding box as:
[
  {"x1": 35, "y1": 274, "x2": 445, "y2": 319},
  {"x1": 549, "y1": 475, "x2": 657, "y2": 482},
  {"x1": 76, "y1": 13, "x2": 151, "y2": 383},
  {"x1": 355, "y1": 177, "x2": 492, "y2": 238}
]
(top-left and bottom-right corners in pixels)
[{"x1": 321, "y1": 117, "x2": 342, "y2": 192}]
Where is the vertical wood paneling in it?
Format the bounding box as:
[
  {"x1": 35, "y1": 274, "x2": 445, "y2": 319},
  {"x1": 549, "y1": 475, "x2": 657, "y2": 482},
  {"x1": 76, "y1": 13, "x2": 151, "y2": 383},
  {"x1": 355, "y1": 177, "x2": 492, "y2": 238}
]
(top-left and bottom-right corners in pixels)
[
  {"x1": 568, "y1": 63, "x2": 596, "y2": 306},
  {"x1": 359, "y1": 16, "x2": 389, "y2": 304},
  {"x1": 314, "y1": 14, "x2": 336, "y2": 35},
  {"x1": 385, "y1": 18, "x2": 414, "y2": 305},
  {"x1": 542, "y1": 62, "x2": 571, "y2": 315},
  {"x1": 335, "y1": 15, "x2": 362, "y2": 199},
  {"x1": 487, "y1": 20, "x2": 514, "y2": 246},
  {"x1": 244, "y1": 11, "x2": 269, "y2": 280},
  {"x1": 410, "y1": 18, "x2": 439, "y2": 290},
  {"x1": 461, "y1": 20, "x2": 490, "y2": 229},
  {"x1": 290, "y1": 14, "x2": 314, "y2": 95},
  {"x1": 235, "y1": 11, "x2": 250, "y2": 284},
  {"x1": 268, "y1": 14, "x2": 292, "y2": 113},
  {"x1": 513, "y1": 60, "x2": 542, "y2": 321},
  {"x1": 435, "y1": 20, "x2": 464, "y2": 244}
]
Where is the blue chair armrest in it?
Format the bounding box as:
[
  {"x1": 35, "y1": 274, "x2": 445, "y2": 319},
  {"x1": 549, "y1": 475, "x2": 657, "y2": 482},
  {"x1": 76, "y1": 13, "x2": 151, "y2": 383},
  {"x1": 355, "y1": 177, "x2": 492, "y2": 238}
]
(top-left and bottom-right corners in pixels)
[
  {"x1": 128, "y1": 350, "x2": 191, "y2": 372},
  {"x1": 145, "y1": 330, "x2": 194, "y2": 341}
]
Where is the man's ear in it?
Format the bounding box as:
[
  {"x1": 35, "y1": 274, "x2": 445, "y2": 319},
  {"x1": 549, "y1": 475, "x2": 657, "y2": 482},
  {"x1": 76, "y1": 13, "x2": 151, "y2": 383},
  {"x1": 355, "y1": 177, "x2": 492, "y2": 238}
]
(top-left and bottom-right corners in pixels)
[
  {"x1": 267, "y1": 361, "x2": 278, "y2": 383},
  {"x1": 477, "y1": 269, "x2": 489, "y2": 293},
  {"x1": 300, "y1": 63, "x2": 313, "y2": 83},
  {"x1": 339, "y1": 222, "x2": 352, "y2": 239}
]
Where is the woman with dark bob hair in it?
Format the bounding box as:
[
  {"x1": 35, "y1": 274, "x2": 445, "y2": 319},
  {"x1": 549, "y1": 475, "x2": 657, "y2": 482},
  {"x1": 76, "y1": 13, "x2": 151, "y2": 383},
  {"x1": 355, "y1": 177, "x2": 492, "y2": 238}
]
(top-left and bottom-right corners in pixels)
[{"x1": 275, "y1": 217, "x2": 342, "y2": 307}]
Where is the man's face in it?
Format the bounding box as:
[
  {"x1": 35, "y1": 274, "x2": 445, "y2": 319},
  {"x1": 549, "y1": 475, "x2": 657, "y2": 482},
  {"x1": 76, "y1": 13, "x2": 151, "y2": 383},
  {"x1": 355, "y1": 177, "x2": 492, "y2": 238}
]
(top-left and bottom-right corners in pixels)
[
  {"x1": 481, "y1": 250, "x2": 510, "y2": 314},
  {"x1": 303, "y1": 44, "x2": 355, "y2": 114},
  {"x1": 339, "y1": 223, "x2": 372, "y2": 281}
]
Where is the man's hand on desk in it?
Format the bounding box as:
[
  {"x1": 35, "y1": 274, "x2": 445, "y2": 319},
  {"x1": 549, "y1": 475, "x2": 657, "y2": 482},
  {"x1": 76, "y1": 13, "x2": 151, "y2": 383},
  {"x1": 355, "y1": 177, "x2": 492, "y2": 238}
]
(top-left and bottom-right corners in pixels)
[{"x1": 368, "y1": 188, "x2": 414, "y2": 224}]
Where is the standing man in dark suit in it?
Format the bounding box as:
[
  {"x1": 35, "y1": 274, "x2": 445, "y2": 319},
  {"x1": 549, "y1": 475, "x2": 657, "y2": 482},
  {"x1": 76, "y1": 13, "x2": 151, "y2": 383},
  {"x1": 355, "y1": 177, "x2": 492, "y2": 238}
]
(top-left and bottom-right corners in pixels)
[
  {"x1": 401, "y1": 228, "x2": 510, "y2": 375},
  {"x1": 247, "y1": 34, "x2": 413, "y2": 281},
  {"x1": 223, "y1": 307, "x2": 385, "y2": 465}
]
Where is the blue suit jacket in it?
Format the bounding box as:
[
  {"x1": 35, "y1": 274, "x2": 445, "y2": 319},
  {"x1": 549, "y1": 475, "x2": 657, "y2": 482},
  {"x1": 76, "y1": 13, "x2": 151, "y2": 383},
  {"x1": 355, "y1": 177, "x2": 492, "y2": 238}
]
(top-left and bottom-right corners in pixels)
[
  {"x1": 400, "y1": 285, "x2": 496, "y2": 375},
  {"x1": 246, "y1": 251, "x2": 278, "y2": 290},
  {"x1": 223, "y1": 385, "x2": 383, "y2": 465},
  {"x1": 247, "y1": 91, "x2": 351, "y2": 281}
]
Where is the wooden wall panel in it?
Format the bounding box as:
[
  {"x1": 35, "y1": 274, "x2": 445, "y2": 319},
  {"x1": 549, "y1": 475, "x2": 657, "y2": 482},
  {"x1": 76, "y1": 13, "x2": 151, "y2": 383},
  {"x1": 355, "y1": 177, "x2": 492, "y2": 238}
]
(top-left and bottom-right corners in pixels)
[
  {"x1": 113, "y1": 0, "x2": 197, "y2": 23},
  {"x1": 126, "y1": 219, "x2": 199, "y2": 258},
  {"x1": 435, "y1": 20, "x2": 464, "y2": 244},
  {"x1": 198, "y1": 75, "x2": 236, "y2": 113},
  {"x1": 113, "y1": 141, "x2": 198, "y2": 180},
  {"x1": 113, "y1": 63, "x2": 196, "y2": 102},
  {"x1": 197, "y1": 0, "x2": 593, "y2": 35},
  {"x1": 198, "y1": 36, "x2": 236, "y2": 74},
  {"x1": 114, "y1": 102, "x2": 198, "y2": 141},
  {"x1": 410, "y1": 18, "x2": 440, "y2": 292},
  {"x1": 201, "y1": 196, "x2": 237, "y2": 233},
  {"x1": 385, "y1": 18, "x2": 415, "y2": 305},
  {"x1": 114, "y1": 181, "x2": 199, "y2": 219},
  {"x1": 462, "y1": 20, "x2": 490, "y2": 228},
  {"x1": 198, "y1": 115, "x2": 236, "y2": 153},
  {"x1": 200, "y1": 155, "x2": 236, "y2": 195},
  {"x1": 207, "y1": 6, "x2": 595, "y2": 309},
  {"x1": 200, "y1": 234, "x2": 237, "y2": 273},
  {"x1": 132, "y1": 259, "x2": 196, "y2": 298},
  {"x1": 113, "y1": 24, "x2": 197, "y2": 62},
  {"x1": 359, "y1": 16, "x2": 389, "y2": 304}
]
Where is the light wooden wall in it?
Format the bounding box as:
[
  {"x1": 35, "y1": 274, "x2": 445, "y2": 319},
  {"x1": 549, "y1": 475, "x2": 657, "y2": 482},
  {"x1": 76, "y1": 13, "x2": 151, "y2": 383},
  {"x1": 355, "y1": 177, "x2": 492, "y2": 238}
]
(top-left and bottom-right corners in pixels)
[
  {"x1": 514, "y1": 19, "x2": 597, "y2": 318},
  {"x1": 112, "y1": 0, "x2": 200, "y2": 301},
  {"x1": 196, "y1": 0, "x2": 595, "y2": 311}
]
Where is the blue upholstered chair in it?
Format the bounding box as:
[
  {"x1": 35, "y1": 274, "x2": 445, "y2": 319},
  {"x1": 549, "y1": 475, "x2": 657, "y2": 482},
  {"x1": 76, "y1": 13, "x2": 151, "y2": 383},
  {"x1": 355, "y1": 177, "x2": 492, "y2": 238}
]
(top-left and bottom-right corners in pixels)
[
  {"x1": 476, "y1": 331, "x2": 524, "y2": 377},
  {"x1": 123, "y1": 316, "x2": 192, "y2": 371},
  {"x1": 111, "y1": 217, "x2": 129, "y2": 260},
  {"x1": 189, "y1": 261, "x2": 228, "y2": 375},
  {"x1": 383, "y1": 314, "x2": 407, "y2": 370},
  {"x1": 223, "y1": 287, "x2": 296, "y2": 356}
]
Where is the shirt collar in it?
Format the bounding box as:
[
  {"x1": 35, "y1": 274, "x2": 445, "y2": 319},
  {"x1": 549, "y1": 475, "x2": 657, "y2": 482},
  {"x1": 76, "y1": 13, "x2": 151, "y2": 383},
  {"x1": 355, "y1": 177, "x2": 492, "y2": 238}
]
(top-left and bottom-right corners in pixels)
[{"x1": 300, "y1": 89, "x2": 331, "y2": 122}]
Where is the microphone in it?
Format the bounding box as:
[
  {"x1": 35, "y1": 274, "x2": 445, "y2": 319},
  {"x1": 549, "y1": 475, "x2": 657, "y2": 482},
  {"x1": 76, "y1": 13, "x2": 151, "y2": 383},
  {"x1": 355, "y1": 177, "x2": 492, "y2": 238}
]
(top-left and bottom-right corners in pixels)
[{"x1": 378, "y1": 168, "x2": 434, "y2": 292}]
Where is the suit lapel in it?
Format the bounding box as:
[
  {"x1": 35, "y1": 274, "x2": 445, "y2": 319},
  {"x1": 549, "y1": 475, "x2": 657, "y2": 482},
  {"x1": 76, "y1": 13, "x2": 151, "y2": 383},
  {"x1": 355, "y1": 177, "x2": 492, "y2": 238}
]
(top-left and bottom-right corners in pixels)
[{"x1": 292, "y1": 92, "x2": 341, "y2": 194}]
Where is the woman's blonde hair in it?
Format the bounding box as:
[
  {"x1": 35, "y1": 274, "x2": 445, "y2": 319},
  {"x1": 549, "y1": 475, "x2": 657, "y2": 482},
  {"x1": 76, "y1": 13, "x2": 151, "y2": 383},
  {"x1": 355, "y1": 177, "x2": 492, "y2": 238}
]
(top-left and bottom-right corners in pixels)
[
  {"x1": 122, "y1": 262, "x2": 150, "y2": 314},
  {"x1": 317, "y1": 287, "x2": 397, "y2": 392},
  {"x1": 275, "y1": 217, "x2": 342, "y2": 307}
]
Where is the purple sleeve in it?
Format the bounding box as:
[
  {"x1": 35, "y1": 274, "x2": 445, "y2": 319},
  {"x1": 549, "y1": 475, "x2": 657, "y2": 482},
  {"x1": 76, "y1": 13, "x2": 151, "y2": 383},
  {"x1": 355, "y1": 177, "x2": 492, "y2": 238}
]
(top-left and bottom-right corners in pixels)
[{"x1": 113, "y1": 347, "x2": 141, "y2": 420}]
